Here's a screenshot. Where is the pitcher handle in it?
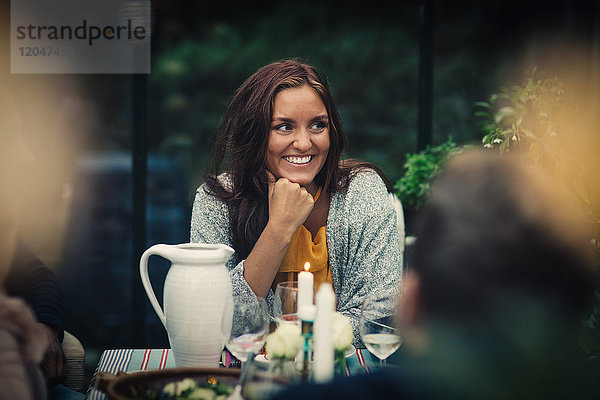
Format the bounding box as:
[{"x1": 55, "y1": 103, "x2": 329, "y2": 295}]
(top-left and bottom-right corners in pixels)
[{"x1": 139, "y1": 244, "x2": 171, "y2": 327}]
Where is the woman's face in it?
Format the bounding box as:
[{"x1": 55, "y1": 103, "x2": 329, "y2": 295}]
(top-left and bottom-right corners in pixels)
[{"x1": 266, "y1": 85, "x2": 330, "y2": 195}]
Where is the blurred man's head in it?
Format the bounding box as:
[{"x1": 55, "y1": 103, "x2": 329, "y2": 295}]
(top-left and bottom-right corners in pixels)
[{"x1": 403, "y1": 150, "x2": 597, "y2": 340}]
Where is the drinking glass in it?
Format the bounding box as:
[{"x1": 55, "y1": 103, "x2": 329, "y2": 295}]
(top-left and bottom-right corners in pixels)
[
  {"x1": 359, "y1": 292, "x2": 402, "y2": 367},
  {"x1": 226, "y1": 297, "x2": 269, "y2": 368},
  {"x1": 273, "y1": 281, "x2": 300, "y2": 330}
]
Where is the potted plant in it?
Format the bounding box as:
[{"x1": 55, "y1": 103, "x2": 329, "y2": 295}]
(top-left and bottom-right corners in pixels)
[{"x1": 394, "y1": 137, "x2": 459, "y2": 235}]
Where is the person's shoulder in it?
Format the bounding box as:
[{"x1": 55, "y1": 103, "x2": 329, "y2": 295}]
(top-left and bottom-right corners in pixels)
[
  {"x1": 331, "y1": 167, "x2": 389, "y2": 211},
  {"x1": 348, "y1": 167, "x2": 384, "y2": 183},
  {"x1": 197, "y1": 173, "x2": 232, "y2": 196},
  {"x1": 192, "y1": 175, "x2": 231, "y2": 220},
  {"x1": 345, "y1": 167, "x2": 388, "y2": 196}
]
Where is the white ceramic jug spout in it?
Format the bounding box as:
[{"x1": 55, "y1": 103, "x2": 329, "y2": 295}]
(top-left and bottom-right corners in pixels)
[{"x1": 215, "y1": 243, "x2": 235, "y2": 262}]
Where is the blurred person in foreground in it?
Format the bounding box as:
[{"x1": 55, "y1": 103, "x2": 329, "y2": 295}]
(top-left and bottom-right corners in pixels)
[
  {"x1": 1, "y1": 87, "x2": 70, "y2": 399},
  {"x1": 0, "y1": 87, "x2": 47, "y2": 399},
  {"x1": 6, "y1": 240, "x2": 67, "y2": 386},
  {"x1": 273, "y1": 149, "x2": 600, "y2": 399}
]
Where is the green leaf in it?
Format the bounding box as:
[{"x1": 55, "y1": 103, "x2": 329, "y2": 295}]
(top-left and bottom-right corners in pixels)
[
  {"x1": 473, "y1": 101, "x2": 490, "y2": 108},
  {"x1": 474, "y1": 111, "x2": 492, "y2": 119},
  {"x1": 483, "y1": 123, "x2": 496, "y2": 131},
  {"x1": 494, "y1": 106, "x2": 516, "y2": 124}
]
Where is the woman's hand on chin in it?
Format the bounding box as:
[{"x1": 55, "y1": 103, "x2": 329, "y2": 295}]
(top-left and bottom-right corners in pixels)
[{"x1": 267, "y1": 171, "x2": 314, "y2": 240}]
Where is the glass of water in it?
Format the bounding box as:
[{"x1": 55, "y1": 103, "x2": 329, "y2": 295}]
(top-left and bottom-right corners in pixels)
[
  {"x1": 226, "y1": 296, "x2": 269, "y2": 368},
  {"x1": 273, "y1": 281, "x2": 300, "y2": 330},
  {"x1": 359, "y1": 292, "x2": 402, "y2": 367}
]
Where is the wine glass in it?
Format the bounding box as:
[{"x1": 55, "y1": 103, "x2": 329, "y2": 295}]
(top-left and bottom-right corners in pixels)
[
  {"x1": 226, "y1": 297, "x2": 269, "y2": 368},
  {"x1": 359, "y1": 292, "x2": 402, "y2": 368},
  {"x1": 273, "y1": 281, "x2": 300, "y2": 330}
]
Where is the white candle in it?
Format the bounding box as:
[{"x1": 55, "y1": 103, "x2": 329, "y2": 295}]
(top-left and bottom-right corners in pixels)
[
  {"x1": 313, "y1": 283, "x2": 335, "y2": 383},
  {"x1": 298, "y1": 262, "x2": 314, "y2": 310}
]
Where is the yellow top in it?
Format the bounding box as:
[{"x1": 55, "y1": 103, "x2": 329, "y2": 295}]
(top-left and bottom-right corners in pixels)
[{"x1": 272, "y1": 187, "x2": 333, "y2": 292}]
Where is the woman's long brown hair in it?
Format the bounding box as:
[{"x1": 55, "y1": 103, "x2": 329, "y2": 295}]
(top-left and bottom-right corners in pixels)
[{"x1": 204, "y1": 59, "x2": 392, "y2": 259}]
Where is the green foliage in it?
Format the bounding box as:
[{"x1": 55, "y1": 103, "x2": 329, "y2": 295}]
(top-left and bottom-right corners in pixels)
[
  {"x1": 474, "y1": 69, "x2": 600, "y2": 235},
  {"x1": 474, "y1": 68, "x2": 592, "y2": 210},
  {"x1": 579, "y1": 290, "x2": 600, "y2": 357},
  {"x1": 394, "y1": 138, "x2": 458, "y2": 209}
]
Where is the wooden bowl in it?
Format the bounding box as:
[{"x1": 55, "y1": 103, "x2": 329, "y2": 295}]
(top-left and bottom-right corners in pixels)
[{"x1": 100, "y1": 367, "x2": 288, "y2": 400}]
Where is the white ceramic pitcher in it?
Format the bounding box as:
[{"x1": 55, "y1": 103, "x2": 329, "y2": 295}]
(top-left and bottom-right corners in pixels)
[{"x1": 139, "y1": 243, "x2": 234, "y2": 367}]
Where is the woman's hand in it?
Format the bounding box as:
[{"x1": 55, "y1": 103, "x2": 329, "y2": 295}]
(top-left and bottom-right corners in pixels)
[
  {"x1": 242, "y1": 171, "x2": 315, "y2": 298},
  {"x1": 267, "y1": 171, "x2": 314, "y2": 241}
]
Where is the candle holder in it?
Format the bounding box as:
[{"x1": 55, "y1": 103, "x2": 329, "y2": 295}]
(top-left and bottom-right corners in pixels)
[
  {"x1": 300, "y1": 319, "x2": 313, "y2": 380},
  {"x1": 298, "y1": 304, "x2": 316, "y2": 381}
]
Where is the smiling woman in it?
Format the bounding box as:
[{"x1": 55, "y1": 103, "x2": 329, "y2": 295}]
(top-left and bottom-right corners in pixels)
[{"x1": 190, "y1": 60, "x2": 403, "y2": 345}]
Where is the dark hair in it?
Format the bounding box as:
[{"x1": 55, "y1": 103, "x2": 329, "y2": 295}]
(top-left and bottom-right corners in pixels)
[
  {"x1": 204, "y1": 59, "x2": 391, "y2": 258},
  {"x1": 412, "y1": 150, "x2": 597, "y2": 326}
]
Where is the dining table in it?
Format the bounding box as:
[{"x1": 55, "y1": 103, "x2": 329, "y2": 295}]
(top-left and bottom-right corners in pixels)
[{"x1": 85, "y1": 347, "x2": 380, "y2": 399}]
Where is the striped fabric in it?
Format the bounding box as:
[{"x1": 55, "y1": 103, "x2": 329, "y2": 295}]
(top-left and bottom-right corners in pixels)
[
  {"x1": 86, "y1": 349, "x2": 174, "y2": 400},
  {"x1": 85, "y1": 348, "x2": 378, "y2": 400}
]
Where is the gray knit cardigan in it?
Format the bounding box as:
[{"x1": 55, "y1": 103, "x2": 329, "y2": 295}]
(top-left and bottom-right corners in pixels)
[{"x1": 190, "y1": 170, "x2": 403, "y2": 345}]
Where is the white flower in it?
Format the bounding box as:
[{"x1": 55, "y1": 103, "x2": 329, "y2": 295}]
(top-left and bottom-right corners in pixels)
[
  {"x1": 484, "y1": 143, "x2": 492, "y2": 148},
  {"x1": 332, "y1": 312, "x2": 353, "y2": 352},
  {"x1": 266, "y1": 323, "x2": 303, "y2": 360},
  {"x1": 511, "y1": 135, "x2": 517, "y2": 142},
  {"x1": 265, "y1": 331, "x2": 286, "y2": 358},
  {"x1": 278, "y1": 321, "x2": 301, "y2": 337},
  {"x1": 493, "y1": 138, "x2": 503, "y2": 144},
  {"x1": 162, "y1": 378, "x2": 196, "y2": 396},
  {"x1": 187, "y1": 387, "x2": 217, "y2": 400}
]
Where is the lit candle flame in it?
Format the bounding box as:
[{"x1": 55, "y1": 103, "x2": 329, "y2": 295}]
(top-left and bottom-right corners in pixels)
[{"x1": 304, "y1": 262, "x2": 310, "y2": 272}]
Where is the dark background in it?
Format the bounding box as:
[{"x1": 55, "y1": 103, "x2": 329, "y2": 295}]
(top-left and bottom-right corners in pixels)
[{"x1": 1, "y1": 0, "x2": 599, "y2": 373}]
